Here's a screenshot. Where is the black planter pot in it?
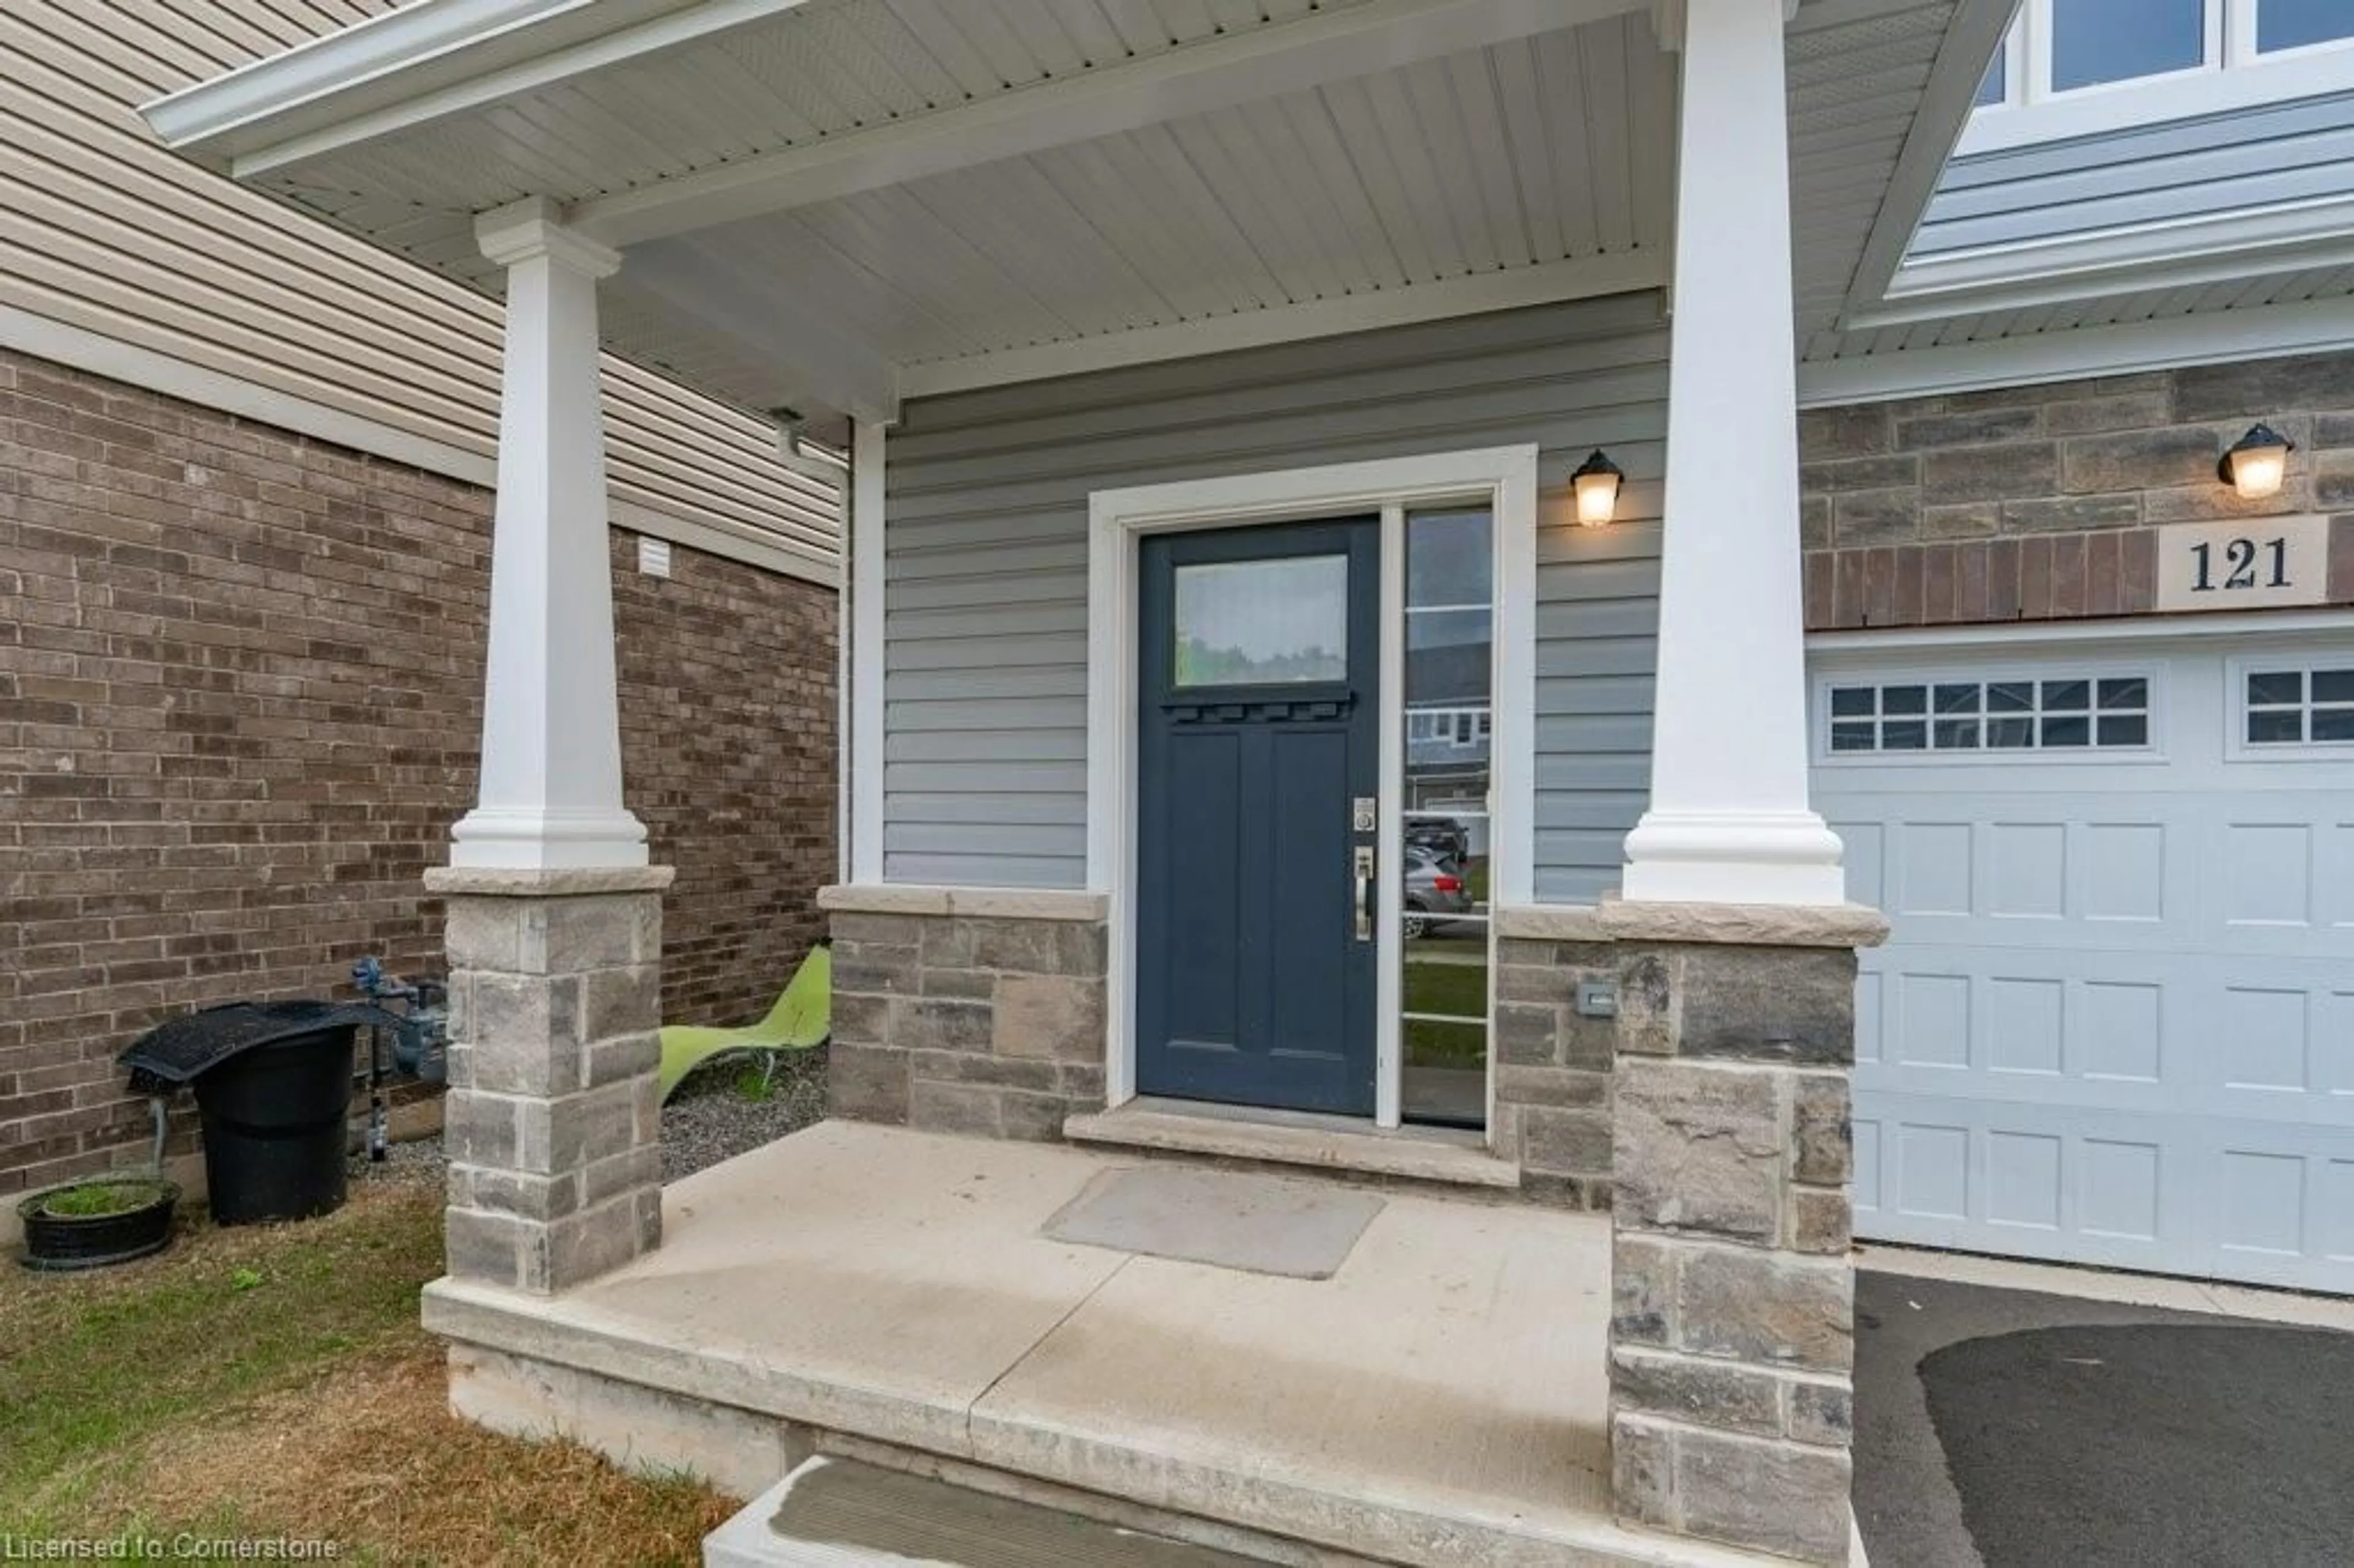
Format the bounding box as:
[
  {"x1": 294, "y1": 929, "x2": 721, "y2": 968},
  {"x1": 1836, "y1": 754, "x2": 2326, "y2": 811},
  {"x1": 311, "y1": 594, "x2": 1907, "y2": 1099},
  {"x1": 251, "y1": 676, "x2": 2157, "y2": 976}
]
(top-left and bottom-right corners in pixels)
[{"x1": 17, "y1": 1178, "x2": 180, "y2": 1272}]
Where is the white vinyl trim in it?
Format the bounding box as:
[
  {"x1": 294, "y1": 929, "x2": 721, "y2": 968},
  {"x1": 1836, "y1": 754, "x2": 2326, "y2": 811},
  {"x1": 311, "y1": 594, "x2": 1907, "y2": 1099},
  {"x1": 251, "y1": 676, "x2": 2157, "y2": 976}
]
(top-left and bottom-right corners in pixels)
[
  {"x1": 0, "y1": 300, "x2": 837, "y2": 584},
  {"x1": 1086, "y1": 446, "x2": 1539, "y2": 1137},
  {"x1": 1807, "y1": 607, "x2": 2354, "y2": 655},
  {"x1": 848, "y1": 419, "x2": 888, "y2": 885},
  {"x1": 1842, "y1": 0, "x2": 2024, "y2": 316},
  {"x1": 1794, "y1": 297, "x2": 2354, "y2": 408},
  {"x1": 1377, "y1": 504, "x2": 1408, "y2": 1132},
  {"x1": 1867, "y1": 194, "x2": 2354, "y2": 328}
]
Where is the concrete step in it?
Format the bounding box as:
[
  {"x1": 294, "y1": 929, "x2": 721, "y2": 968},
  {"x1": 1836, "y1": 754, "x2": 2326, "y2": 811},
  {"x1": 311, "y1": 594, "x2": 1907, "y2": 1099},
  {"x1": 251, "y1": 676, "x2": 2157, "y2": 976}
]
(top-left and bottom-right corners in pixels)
[
  {"x1": 1062, "y1": 1098, "x2": 1522, "y2": 1192},
  {"x1": 705, "y1": 1456, "x2": 1271, "y2": 1567}
]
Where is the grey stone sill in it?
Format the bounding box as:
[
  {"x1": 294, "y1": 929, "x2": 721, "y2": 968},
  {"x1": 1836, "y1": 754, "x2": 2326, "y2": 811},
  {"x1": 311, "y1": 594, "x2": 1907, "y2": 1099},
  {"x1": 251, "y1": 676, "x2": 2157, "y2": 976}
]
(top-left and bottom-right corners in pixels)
[
  {"x1": 1064, "y1": 1100, "x2": 1520, "y2": 1191},
  {"x1": 820, "y1": 883, "x2": 1109, "y2": 922},
  {"x1": 1494, "y1": 899, "x2": 1889, "y2": 949},
  {"x1": 425, "y1": 864, "x2": 676, "y2": 897}
]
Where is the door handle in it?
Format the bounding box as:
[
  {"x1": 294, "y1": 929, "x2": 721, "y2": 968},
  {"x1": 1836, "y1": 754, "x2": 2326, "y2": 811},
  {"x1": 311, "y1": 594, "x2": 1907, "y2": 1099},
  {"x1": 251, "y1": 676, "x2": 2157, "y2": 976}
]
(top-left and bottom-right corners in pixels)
[{"x1": 1354, "y1": 845, "x2": 1376, "y2": 942}]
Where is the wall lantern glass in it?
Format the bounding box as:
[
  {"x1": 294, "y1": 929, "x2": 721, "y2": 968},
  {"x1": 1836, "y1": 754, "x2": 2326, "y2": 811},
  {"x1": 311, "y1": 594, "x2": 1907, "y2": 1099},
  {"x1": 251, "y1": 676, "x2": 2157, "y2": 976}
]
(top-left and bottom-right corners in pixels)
[
  {"x1": 2219, "y1": 424, "x2": 2294, "y2": 501},
  {"x1": 1571, "y1": 449, "x2": 1624, "y2": 527}
]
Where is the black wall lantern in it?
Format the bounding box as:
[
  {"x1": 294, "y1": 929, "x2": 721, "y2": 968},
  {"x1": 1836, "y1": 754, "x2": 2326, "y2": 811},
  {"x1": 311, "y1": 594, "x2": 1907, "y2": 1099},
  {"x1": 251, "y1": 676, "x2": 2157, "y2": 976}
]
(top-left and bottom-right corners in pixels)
[
  {"x1": 2219, "y1": 423, "x2": 2294, "y2": 501},
  {"x1": 1571, "y1": 449, "x2": 1624, "y2": 527}
]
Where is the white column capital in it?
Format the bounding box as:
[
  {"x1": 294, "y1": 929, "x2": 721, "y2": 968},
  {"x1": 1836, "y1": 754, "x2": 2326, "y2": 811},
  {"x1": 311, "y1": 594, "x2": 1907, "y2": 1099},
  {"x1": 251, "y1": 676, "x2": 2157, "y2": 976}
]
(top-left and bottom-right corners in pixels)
[{"x1": 475, "y1": 196, "x2": 622, "y2": 279}]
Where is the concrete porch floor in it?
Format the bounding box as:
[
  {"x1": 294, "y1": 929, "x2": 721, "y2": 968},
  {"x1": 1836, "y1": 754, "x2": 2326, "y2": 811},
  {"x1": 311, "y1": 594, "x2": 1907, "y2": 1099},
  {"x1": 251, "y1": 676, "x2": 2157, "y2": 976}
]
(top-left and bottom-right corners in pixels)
[{"x1": 422, "y1": 1122, "x2": 1774, "y2": 1567}]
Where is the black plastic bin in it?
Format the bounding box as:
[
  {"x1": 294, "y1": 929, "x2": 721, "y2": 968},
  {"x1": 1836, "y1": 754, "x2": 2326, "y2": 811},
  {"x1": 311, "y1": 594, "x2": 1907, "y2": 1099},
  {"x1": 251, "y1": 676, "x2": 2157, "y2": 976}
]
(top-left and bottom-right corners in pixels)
[
  {"x1": 190, "y1": 1026, "x2": 359, "y2": 1225},
  {"x1": 120, "y1": 1000, "x2": 395, "y2": 1228}
]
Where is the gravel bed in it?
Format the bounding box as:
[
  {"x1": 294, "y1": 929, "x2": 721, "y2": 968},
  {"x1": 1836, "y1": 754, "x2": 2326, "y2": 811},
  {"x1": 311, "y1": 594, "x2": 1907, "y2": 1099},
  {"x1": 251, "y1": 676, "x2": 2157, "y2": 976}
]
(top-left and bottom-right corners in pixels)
[
  {"x1": 345, "y1": 1044, "x2": 831, "y2": 1190},
  {"x1": 659, "y1": 1045, "x2": 830, "y2": 1183}
]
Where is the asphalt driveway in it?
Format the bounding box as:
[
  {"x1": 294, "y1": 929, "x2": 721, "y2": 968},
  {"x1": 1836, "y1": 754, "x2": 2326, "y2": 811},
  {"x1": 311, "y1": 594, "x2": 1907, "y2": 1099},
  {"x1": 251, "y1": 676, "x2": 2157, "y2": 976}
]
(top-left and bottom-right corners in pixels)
[{"x1": 1855, "y1": 1267, "x2": 2354, "y2": 1567}]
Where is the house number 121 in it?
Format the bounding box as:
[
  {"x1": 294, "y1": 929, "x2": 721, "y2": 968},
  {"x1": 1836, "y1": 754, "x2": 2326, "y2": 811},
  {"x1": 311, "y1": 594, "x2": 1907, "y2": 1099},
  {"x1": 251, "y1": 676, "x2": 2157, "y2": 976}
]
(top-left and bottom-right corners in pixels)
[
  {"x1": 2154, "y1": 516, "x2": 2325, "y2": 613},
  {"x1": 2189, "y1": 537, "x2": 2290, "y2": 593}
]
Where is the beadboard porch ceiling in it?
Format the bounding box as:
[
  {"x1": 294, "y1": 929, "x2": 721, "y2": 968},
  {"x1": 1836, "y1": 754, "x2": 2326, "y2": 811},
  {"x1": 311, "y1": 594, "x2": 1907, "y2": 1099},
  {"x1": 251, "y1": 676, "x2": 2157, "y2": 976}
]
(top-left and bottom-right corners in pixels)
[{"x1": 148, "y1": 0, "x2": 2000, "y2": 429}]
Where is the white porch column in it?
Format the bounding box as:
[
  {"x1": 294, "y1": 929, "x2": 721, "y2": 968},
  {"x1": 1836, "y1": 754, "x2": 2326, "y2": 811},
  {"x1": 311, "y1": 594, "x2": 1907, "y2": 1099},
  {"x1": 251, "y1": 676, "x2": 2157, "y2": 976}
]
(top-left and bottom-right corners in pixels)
[
  {"x1": 428, "y1": 199, "x2": 666, "y2": 1301},
  {"x1": 1621, "y1": 0, "x2": 1843, "y2": 908},
  {"x1": 450, "y1": 196, "x2": 647, "y2": 871}
]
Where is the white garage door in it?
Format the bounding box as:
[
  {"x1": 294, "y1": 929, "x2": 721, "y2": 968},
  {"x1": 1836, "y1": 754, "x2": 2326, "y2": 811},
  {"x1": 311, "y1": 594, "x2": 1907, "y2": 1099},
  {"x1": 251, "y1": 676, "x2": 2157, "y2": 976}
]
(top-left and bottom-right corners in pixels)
[{"x1": 1813, "y1": 626, "x2": 2354, "y2": 1293}]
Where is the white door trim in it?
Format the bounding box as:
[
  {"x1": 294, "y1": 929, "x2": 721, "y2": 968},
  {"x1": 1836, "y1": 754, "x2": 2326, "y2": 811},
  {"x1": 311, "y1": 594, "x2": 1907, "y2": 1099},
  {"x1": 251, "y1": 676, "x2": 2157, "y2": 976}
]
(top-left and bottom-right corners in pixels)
[{"x1": 1086, "y1": 445, "x2": 1540, "y2": 1125}]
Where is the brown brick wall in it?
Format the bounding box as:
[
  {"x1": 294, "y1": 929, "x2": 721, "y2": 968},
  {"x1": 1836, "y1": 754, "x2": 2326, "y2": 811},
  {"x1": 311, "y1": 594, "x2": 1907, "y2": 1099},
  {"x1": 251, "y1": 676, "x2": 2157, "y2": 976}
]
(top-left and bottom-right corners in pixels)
[
  {"x1": 1801, "y1": 350, "x2": 2354, "y2": 630},
  {"x1": 0, "y1": 348, "x2": 836, "y2": 1197}
]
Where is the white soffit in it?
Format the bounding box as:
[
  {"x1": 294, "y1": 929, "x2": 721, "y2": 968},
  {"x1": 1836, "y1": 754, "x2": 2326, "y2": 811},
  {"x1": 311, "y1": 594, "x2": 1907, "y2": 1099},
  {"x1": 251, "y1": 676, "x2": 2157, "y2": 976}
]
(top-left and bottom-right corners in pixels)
[{"x1": 150, "y1": 0, "x2": 1986, "y2": 414}]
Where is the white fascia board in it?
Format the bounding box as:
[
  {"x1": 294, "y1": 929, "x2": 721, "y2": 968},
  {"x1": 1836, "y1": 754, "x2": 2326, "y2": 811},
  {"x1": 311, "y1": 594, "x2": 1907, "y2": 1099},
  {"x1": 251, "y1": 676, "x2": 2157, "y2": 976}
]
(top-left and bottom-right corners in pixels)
[
  {"x1": 568, "y1": 0, "x2": 1651, "y2": 248},
  {"x1": 0, "y1": 300, "x2": 838, "y2": 585},
  {"x1": 899, "y1": 252, "x2": 1669, "y2": 401},
  {"x1": 1796, "y1": 295, "x2": 2354, "y2": 407},
  {"x1": 1855, "y1": 195, "x2": 2354, "y2": 330},
  {"x1": 145, "y1": 0, "x2": 815, "y2": 178},
  {"x1": 1840, "y1": 0, "x2": 2022, "y2": 313}
]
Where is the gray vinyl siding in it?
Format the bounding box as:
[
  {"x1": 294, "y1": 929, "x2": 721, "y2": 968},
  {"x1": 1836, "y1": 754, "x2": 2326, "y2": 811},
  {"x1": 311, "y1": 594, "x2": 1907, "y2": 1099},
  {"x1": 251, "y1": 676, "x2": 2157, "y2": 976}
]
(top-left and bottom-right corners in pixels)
[
  {"x1": 2, "y1": 0, "x2": 837, "y2": 566},
  {"x1": 1914, "y1": 90, "x2": 2354, "y2": 257},
  {"x1": 882, "y1": 293, "x2": 1669, "y2": 900}
]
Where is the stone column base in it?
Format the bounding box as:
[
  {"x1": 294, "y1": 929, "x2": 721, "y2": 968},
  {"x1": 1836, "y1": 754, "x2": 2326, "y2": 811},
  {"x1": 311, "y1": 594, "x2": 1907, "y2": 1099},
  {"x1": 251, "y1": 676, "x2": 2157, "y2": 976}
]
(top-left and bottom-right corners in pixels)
[
  {"x1": 820, "y1": 886, "x2": 1108, "y2": 1141},
  {"x1": 1601, "y1": 900, "x2": 1885, "y2": 1566},
  {"x1": 429, "y1": 864, "x2": 672, "y2": 1295}
]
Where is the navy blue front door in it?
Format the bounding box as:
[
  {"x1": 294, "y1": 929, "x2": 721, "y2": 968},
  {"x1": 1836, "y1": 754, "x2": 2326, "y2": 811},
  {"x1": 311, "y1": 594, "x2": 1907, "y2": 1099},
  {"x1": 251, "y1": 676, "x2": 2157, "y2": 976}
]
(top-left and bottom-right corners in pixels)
[{"x1": 1135, "y1": 519, "x2": 1381, "y2": 1115}]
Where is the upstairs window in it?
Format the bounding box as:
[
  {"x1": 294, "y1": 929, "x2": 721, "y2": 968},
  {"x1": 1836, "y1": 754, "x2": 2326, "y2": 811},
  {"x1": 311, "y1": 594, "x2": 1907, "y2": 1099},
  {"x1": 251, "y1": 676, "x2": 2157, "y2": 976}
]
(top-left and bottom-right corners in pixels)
[
  {"x1": 1967, "y1": 0, "x2": 2354, "y2": 151},
  {"x1": 2260, "y1": 0, "x2": 2354, "y2": 55},
  {"x1": 2049, "y1": 0, "x2": 2206, "y2": 93}
]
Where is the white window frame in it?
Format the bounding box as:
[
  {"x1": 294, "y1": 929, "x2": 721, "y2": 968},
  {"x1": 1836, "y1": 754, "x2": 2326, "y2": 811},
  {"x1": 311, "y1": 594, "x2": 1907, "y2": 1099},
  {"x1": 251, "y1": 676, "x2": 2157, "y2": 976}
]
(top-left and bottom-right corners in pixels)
[
  {"x1": 1813, "y1": 662, "x2": 2169, "y2": 767},
  {"x1": 1961, "y1": 0, "x2": 2354, "y2": 157},
  {"x1": 1087, "y1": 446, "x2": 1538, "y2": 1134},
  {"x1": 2224, "y1": 652, "x2": 2354, "y2": 761}
]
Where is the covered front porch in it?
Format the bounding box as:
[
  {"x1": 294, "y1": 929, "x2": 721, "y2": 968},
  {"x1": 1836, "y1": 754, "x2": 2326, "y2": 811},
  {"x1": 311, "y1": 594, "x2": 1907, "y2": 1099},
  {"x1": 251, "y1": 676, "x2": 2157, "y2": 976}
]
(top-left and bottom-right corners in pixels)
[
  {"x1": 145, "y1": 0, "x2": 2005, "y2": 1561},
  {"x1": 424, "y1": 1120, "x2": 1670, "y2": 1566}
]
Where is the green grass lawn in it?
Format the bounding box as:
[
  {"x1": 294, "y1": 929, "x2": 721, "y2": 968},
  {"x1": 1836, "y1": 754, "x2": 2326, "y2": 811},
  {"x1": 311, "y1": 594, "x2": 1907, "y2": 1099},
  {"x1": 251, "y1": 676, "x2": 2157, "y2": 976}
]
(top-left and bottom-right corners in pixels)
[{"x1": 2, "y1": 1173, "x2": 728, "y2": 1565}]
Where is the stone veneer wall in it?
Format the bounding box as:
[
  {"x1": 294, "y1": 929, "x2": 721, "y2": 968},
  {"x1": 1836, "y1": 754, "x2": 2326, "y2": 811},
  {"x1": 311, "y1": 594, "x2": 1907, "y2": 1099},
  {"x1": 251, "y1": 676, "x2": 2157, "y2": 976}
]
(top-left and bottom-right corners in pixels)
[
  {"x1": 1493, "y1": 934, "x2": 1619, "y2": 1208},
  {"x1": 1800, "y1": 349, "x2": 2354, "y2": 629},
  {"x1": 0, "y1": 348, "x2": 837, "y2": 1203},
  {"x1": 825, "y1": 897, "x2": 1110, "y2": 1140}
]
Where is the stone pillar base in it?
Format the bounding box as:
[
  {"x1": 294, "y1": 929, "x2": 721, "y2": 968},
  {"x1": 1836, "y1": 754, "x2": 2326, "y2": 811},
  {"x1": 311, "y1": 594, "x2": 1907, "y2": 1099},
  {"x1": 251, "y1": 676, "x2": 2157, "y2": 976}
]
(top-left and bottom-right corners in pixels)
[
  {"x1": 1601, "y1": 900, "x2": 1885, "y2": 1565},
  {"x1": 429, "y1": 864, "x2": 674, "y2": 1295},
  {"x1": 819, "y1": 885, "x2": 1108, "y2": 1141}
]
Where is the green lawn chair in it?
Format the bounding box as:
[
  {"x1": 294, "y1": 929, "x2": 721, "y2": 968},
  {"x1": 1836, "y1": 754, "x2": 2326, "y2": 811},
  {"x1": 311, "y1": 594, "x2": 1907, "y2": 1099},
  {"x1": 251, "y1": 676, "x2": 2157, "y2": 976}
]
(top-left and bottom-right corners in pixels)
[{"x1": 657, "y1": 943, "x2": 831, "y2": 1103}]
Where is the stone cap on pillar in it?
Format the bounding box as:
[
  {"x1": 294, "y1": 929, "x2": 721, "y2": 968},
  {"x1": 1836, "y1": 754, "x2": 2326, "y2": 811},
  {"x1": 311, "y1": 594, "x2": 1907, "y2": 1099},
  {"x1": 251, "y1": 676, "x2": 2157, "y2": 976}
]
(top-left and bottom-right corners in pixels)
[
  {"x1": 1492, "y1": 897, "x2": 1889, "y2": 948},
  {"x1": 424, "y1": 865, "x2": 677, "y2": 899},
  {"x1": 1598, "y1": 896, "x2": 1890, "y2": 950}
]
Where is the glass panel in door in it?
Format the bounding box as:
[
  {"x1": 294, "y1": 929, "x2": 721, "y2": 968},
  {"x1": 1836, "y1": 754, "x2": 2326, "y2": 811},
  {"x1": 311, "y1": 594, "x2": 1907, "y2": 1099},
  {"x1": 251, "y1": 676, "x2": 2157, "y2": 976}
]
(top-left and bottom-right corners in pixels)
[{"x1": 1398, "y1": 507, "x2": 1492, "y2": 1128}]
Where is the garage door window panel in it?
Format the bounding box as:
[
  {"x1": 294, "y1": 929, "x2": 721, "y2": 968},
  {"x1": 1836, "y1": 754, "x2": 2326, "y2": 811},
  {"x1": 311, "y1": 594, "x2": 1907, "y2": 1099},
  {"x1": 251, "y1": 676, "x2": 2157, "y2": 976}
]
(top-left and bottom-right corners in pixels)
[
  {"x1": 1824, "y1": 672, "x2": 2156, "y2": 759},
  {"x1": 2241, "y1": 664, "x2": 2354, "y2": 748}
]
